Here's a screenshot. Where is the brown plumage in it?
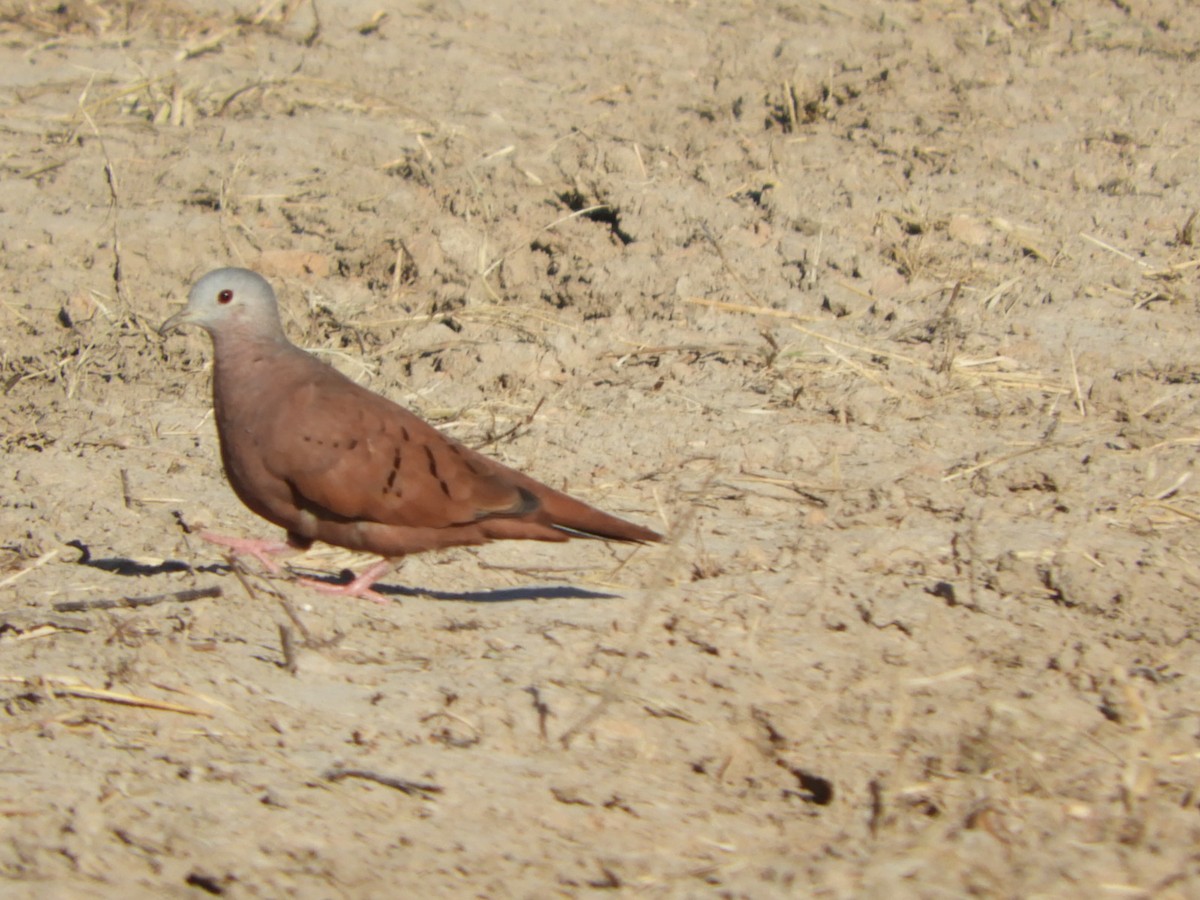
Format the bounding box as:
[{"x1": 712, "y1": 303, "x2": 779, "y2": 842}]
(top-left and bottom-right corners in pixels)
[{"x1": 160, "y1": 267, "x2": 661, "y2": 600}]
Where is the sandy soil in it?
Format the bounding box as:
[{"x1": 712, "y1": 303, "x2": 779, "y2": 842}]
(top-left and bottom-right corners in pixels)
[{"x1": 2, "y1": 0, "x2": 1199, "y2": 896}]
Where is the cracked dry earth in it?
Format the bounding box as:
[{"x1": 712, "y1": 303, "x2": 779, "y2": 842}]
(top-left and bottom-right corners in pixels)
[{"x1": 2, "y1": 0, "x2": 1200, "y2": 897}]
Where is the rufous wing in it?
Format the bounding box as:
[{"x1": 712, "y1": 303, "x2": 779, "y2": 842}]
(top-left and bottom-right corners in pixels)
[{"x1": 257, "y1": 372, "x2": 537, "y2": 530}]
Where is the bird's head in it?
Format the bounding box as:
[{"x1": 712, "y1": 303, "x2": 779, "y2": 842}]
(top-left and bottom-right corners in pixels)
[{"x1": 160, "y1": 267, "x2": 286, "y2": 340}]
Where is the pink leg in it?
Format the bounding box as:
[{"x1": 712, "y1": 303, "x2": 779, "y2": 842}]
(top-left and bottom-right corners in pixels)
[
  {"x1": 298, "y1": 560, "x2": 395, "y2": 605},
  {"x1": 200, "y1": 531, "x2": 294, "y2": 574}
]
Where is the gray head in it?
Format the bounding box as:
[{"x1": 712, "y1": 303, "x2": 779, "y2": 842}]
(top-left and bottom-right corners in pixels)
[{"x1": 159, "y1": 268, "x2": 286, "y2": 341}]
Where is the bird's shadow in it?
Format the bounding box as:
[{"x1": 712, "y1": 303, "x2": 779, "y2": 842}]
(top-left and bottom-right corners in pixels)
[
  {"x1": 309, "y1": 573, "x2": 616, "y2": 603},
  {"x1": 66, "y1": 539, "x2": 221, "y2": 577},
  {"x1": 65, "y1": 540, "x2": 617, "y2": 603}
]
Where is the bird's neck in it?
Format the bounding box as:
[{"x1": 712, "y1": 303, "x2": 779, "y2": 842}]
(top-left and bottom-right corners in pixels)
[{"x1": 211, "y1": 333, "x2": 295, "y2": 413}]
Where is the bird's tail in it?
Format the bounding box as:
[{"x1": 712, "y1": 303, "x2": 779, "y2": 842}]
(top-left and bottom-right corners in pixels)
[{"x1": 533, "y1": 482, "x2": 662, "y2": 544}]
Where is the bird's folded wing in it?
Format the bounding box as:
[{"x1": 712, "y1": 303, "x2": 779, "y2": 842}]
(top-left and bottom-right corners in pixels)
[{"x1": 259, "y1": 376, "x2": 536, "y2": 529}]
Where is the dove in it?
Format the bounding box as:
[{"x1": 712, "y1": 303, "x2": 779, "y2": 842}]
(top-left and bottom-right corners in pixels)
[{"x1": 160, "y1": 267, "x2": 662, "y2": 601}]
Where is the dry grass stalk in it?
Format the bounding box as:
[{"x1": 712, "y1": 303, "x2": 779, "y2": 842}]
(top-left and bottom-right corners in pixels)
[
  {"x1": 0, "y1": 674, "x2": 211, "y2": 717},
  {"x1": 942, "y1": 432, "x2": 1102, "y2": 482},
  {"x1": 685, "y1": 296, "x2": 822, "y2": 322},
  {"x1": 0, "y1": 549, "x2": 59, "y2": 589},
  {"x1": 688, "y1": 293, "x2": 1074, "y2": 403}
]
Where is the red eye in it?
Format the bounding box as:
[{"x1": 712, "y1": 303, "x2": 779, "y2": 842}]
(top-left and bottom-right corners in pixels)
[{"x1": 217, "y1": 289, "x2": 234, "y2": 304}]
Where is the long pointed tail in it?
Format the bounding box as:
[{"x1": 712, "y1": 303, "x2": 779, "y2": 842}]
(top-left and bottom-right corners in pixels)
[
  {"x1": 523, "y1": 480, "x2": 662, "y2": 542},
  {"x1": 534, "y1": 484, "x2": 662, "y2": 543}
]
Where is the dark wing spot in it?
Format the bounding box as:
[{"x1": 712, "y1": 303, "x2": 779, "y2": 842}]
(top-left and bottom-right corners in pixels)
[
  {"x1": 347, "y1": 438, "x2": 358, "y2": 450},
  {"x1": 448, "y1": 443, "x2": 463, "y2": 457},
  {"x1": 400, "y1": 426, "x2": 410, "y2": 442},
  {"x1": 393, "y1": 448, "x2": 401, "y2": 470},
  {"x1": 424, "y1": 445, "x2": 439, "y2": 478},
  {"x1": 386, "y1": 468, "x2": 397, "y2": 489},
  {"x1": 332, "y1": 441, "x2": 341, "y2": 449},
  {"x1": 303, "y1": 435, "x2": 312, "y2": 442},
  {"x1": 439, "y1": 478, "x2": 451, "y2": 497}
]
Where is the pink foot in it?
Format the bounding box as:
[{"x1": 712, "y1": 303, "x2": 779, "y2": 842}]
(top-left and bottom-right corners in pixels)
[
  {"x1": 299, "y1": 560, "x2": 395, "y2": 605},
  {"x1": 200, "y1": 531, "x2": 293, "y2": 574}
]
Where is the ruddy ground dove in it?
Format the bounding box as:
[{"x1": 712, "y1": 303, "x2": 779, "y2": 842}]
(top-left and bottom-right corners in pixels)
[{"x1": 160, "y1": 268, "x2": 661, "y2": 601}]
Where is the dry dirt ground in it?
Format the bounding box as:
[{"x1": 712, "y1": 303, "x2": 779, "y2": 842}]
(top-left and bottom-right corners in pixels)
[{"x1": 2, "y1": 0, "x2": 1200, "y2": 896}]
